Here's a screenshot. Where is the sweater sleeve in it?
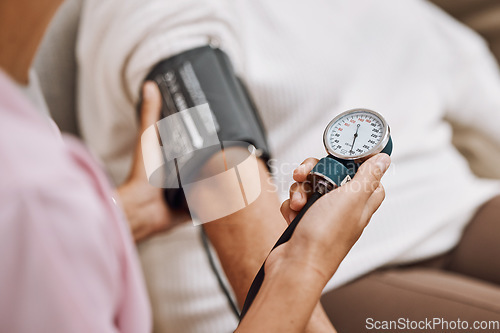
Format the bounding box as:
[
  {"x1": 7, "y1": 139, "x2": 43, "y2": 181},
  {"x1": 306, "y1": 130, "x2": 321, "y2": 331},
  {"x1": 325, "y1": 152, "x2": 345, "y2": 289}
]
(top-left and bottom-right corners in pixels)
[
  {"x1": 442, "y1": 23, "x2": 500, "y2": 145},
  {"x1": 76, "y1": 0, "x2": 243, "y2": 184}
]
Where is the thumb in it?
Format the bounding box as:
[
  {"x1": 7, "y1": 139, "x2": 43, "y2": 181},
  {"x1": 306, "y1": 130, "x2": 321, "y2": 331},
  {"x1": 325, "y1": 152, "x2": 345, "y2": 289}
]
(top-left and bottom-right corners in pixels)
[
  {"x1": 140, "y1": 81, "x2": 162, "y2": 132},
  {"x1": 129, "y1": 81, "x2": 163, "y2": 180},
  {"x1": 343, "y1": 153, "x2": 391, "y2": 202}
]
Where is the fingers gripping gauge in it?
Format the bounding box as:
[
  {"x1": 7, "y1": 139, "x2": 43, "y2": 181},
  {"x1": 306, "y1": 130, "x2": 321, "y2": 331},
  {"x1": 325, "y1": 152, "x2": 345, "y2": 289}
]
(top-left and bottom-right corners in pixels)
[{"x1": 239, "y1": 109, "x2": 392, "y2": 320}]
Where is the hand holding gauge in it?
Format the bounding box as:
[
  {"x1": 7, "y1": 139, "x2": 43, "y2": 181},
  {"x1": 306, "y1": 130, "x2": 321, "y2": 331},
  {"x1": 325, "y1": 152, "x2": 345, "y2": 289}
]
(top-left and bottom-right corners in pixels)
[{"x1": 239, "y1": 108, "x2": 392, "y2": 320}]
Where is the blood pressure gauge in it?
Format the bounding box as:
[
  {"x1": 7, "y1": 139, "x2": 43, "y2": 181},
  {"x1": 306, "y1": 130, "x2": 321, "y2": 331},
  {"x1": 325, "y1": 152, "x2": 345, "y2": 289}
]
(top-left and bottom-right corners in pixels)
[
  {"x1": 324, "y1": 108, "x2": 391, "y2": 163},
  {"x1": 309, "y1": 108, "x2": 393, "y2": 194},
  {"x1": 240, "y1": 108, "x2": 392, "y2": 319}
]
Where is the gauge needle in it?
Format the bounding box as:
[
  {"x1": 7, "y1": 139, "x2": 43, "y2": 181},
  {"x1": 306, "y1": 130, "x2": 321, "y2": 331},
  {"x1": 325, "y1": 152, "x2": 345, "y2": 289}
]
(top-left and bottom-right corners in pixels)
[{"x1": 350, "y1": 124, "x2": 361, "y2": 154}]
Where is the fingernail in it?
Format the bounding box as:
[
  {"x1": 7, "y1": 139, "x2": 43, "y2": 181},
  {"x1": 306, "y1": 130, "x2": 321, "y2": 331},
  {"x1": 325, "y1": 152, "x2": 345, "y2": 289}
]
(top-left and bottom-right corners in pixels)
[
  {"x1": 292, "y1": 191, "x2": 302, "y2": 204},
  {"x1": 375, "y1": 154, "x2": 391, "y2": 173},
  {"x1": 294, "y1": 164, "x2": 306, "y2": 175}
]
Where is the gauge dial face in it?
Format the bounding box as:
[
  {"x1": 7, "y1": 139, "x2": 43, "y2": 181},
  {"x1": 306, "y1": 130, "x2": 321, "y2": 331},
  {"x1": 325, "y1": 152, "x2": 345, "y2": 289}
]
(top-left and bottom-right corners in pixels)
[{"x1": 324, "y1": 109, "x2": 387, "y2": 160}]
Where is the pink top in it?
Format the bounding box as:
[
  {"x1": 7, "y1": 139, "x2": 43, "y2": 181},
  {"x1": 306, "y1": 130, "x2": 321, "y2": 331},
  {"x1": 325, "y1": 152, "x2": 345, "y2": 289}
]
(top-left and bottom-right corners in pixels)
[{"x1": 0, "y1": 71, "x2": 151, "y2": 332}]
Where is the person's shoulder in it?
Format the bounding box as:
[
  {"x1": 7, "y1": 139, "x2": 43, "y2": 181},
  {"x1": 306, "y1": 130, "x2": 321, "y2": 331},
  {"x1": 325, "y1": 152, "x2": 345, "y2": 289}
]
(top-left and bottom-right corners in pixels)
[
  {"x1": 0, "y1": 129, "x2": 121, "y2": 253},
  {"x1": 0, "y1": 83, "x2": 112, "y2": 234},
  {"x1": 0, "y1": 105, "x2": 65, "y2": 189}
]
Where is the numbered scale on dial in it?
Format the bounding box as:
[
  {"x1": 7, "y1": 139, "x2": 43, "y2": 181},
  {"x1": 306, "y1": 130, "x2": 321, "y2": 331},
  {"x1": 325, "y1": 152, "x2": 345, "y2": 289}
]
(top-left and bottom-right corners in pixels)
[{"x1": 323, "y1": 109, "x2": 391, "y2": 163}]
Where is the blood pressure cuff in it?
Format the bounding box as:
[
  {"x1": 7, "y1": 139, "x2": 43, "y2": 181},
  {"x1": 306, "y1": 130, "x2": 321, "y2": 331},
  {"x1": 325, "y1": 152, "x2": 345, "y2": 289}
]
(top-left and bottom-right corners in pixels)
[{"x1": 141, "y1": 46, "x2": 270, "y2": 214}]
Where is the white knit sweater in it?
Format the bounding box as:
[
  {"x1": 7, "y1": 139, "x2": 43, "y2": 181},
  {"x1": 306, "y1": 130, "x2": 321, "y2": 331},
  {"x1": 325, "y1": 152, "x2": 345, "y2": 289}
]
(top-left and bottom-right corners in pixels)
[{"x1": 77, "y1": 0, "x2": 500, "y2": 331}]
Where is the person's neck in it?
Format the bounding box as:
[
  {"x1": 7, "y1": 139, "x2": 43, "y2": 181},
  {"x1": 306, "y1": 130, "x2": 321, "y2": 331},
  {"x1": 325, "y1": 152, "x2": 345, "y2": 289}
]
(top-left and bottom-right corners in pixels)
[{"x1": 0, "y1": 0, "x2": 61, "y2": 84}]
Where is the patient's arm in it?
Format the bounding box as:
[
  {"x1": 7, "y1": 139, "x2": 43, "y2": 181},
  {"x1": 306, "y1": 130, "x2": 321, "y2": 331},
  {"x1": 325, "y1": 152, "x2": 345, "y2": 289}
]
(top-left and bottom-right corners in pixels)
[
  {"x1": 200, "y1": 155, "x2": 286, "y2": 303},
  {"x1": 202, "y1": 159, "x2": 335, "y2": 332}
]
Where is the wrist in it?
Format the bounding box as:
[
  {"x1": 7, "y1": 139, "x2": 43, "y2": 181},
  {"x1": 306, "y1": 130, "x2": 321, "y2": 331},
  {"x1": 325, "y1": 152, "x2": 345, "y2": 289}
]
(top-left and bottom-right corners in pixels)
[
  {"x1": 266, "y1": 245, "x2": 329, "y2": 292},
  {"x1": 241, "y1": 249, "x2": 326, "y2": 333},
  {"x1": 283, "y1": 240, "x2": 348, "y2": 288}
]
